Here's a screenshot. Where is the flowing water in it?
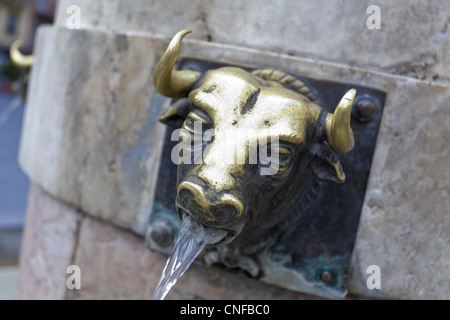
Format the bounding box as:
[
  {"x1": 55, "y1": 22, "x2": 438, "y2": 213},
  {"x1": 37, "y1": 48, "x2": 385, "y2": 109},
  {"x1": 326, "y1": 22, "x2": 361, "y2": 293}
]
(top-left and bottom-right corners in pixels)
[{"x1": 152, "y1": 214, "x2": 227, "y2": 300}]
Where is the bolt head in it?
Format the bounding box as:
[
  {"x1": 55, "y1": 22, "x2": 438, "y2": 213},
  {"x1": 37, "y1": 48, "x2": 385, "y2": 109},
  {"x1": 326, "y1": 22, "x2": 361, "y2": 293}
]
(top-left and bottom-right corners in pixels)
[
  {"x1": 355, "y1": 97, "x2": 376, "y2": 119},
  {"x1": 316, "y1": 266, "x2": 337, "y2": 285}
]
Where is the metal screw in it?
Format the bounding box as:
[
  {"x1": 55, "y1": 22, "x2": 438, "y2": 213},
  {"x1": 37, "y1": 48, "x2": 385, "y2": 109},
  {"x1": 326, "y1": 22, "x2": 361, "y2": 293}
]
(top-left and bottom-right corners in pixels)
[
  {"x1": 355, "y1": 97, "x2": 376, "y2": 120},
  {"x1": 147, "y1": 219, "x2": 175, "y2": 249},
  {"x1": 320, "y1": 270, "x2": 333, "y2": 283}
]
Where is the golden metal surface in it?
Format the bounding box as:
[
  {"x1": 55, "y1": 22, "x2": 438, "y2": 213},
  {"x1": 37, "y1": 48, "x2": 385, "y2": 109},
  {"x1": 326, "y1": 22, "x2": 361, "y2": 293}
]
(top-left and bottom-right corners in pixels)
[
  {"x1": 153, "y1": 29, "x2": 356, "y2": 235},
  {"x1": 10, "y1": 40, "x2": 34, "y2": 68},
  {"x1": 326, "y1": 89, "x2": 356, "y2": 154},
  {"x1": 154, "y1": 30, "x2": 355, "y2": 155},
  {"x1": 153, "y1": 30, "x2": 201, "y2": 98}
]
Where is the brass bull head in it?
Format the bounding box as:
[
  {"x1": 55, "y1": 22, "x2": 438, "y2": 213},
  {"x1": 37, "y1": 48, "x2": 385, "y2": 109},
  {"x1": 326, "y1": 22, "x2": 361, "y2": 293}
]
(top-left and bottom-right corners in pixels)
[{"x1": 153, "y1": 30, "x2": 356, "y2": 275}]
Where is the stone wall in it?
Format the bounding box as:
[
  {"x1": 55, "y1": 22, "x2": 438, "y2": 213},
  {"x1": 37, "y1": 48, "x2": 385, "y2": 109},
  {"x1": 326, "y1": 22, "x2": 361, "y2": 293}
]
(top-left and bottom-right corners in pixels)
[
  {"x1": 16, "y1": 0, "x2": 450, "y2": 299},
  {"x1": 55, "y1": 0, "x2": 450, "y2": 83},
  {"x1": 18, "y1": 184, "x2": 318, "y2": 300}
]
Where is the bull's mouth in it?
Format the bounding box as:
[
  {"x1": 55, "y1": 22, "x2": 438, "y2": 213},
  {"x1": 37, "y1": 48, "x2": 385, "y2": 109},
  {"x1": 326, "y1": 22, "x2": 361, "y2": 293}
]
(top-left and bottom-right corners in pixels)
[{"x1": 176, "y1": 201, "x2": 242, "y2": 246}]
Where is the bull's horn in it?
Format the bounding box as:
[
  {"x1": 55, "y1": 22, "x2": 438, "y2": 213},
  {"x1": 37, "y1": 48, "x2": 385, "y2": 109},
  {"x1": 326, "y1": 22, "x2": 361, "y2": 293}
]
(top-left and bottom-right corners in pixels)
[
  {"x1": 10, "y1": 40, "x2": 34, "y2": 68},
  {"x1": 326, "y1": 89, "x2": 356, "y2": 154},
  {"x1": 153, "y1": 29, "x2": 201, "y2": 98}
]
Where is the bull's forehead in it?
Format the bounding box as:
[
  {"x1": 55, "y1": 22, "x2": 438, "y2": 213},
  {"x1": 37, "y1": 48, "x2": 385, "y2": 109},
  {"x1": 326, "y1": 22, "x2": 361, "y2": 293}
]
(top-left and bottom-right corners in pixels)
[{"x1": 188, "y1": 67, "x2": 321, "y2": 145}]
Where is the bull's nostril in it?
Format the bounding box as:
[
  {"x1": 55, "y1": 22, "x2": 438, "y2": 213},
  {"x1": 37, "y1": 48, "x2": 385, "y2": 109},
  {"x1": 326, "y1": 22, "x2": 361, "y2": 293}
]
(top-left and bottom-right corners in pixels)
[
  {"x1": 177, "y1": 181, "x2": 205, "y2": 208},
  {"x1": 213, "y1": 204, "x2": 237, "y2": 223},
  {"x1": 178, "y1": 188, "x2": 194, "y2": 205},
  {"x1": 177, "y1": 181, "x2": 244, "y2": 226}
]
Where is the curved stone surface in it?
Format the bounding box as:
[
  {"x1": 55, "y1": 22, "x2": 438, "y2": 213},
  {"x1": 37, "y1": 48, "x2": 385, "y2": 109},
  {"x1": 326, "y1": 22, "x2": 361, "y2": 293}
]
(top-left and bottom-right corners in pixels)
[{"x1": 55, "y1": 0, "x2": 450, "y2": 83}]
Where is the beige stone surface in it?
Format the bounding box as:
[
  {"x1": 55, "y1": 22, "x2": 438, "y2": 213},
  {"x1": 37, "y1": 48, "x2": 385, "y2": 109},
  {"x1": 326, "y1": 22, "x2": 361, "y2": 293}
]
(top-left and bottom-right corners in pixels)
[
  {"x1": 19, "y1": 26, "x2": 168, "y2": 235},
  {"x1": 19, "y1": 23, "x2": 450, "y2": 298},
  {"x1": 55, "y1": 0, "x2": 450, "y2": 83},
  {"x1": 16, "y1": 184, "x2": 80, "y2": 299},
  {"x1": 348, "y1": 83, "x2": 450, "y2": 299}
]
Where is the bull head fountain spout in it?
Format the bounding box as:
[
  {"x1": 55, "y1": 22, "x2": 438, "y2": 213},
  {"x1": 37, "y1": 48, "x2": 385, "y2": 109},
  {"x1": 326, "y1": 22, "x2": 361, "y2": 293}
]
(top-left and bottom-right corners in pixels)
[{"x1": 152, "y1": 30, "x2": 356, "y2": 284}]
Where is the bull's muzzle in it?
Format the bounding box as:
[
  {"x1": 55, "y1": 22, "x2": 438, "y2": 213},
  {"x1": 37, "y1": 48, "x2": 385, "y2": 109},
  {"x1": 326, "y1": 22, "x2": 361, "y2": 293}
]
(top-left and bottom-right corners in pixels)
[{"x1": 177, "y1": 181, "x2": 244, "y2": 228}]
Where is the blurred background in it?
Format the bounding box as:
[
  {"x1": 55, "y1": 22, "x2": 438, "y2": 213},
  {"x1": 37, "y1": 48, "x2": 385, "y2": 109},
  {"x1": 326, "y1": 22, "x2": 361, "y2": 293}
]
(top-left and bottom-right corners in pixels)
[{"x1": 0, "y1": 0, "x2": 55, "y2": 299}]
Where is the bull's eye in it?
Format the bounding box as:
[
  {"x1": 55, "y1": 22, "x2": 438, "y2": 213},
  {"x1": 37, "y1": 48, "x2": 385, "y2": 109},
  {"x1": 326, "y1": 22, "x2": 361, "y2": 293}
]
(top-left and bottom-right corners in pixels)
[
  {"x1": 259, "y1": 145, "x2": 293, "y2": 176},
  {"x1": 183, "y1": 112, "x2": 209, "y2": 134},
  {"x1": 278, "y1": 152, "x2": 292, "y2": 164}
]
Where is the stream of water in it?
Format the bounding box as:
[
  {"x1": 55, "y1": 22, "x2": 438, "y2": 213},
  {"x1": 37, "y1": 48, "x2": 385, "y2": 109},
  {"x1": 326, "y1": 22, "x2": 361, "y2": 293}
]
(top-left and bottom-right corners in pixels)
[{"x1": 152, "y1": 214, "x2": 227, "y2": 300}]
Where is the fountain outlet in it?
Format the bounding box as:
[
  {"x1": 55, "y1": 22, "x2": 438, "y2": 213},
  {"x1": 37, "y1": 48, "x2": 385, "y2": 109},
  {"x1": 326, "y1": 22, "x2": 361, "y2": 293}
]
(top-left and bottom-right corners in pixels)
[{"x1": 148, "y1": 30, "x2": 385, "y2": 299}]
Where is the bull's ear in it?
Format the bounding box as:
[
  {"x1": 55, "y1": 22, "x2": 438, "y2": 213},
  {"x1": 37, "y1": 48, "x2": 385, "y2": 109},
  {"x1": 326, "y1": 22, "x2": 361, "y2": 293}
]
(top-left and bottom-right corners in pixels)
[
  {"x1": 158, "y1": 99, "x2": 190, "y2": 128},
  {"x1": 310, "y1": 144, "x2": 346, "y2": 183}
]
